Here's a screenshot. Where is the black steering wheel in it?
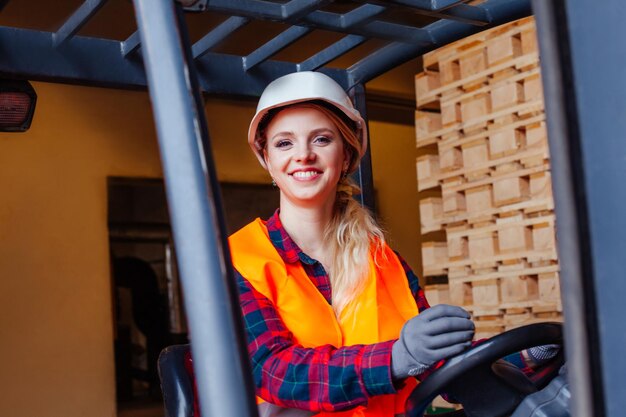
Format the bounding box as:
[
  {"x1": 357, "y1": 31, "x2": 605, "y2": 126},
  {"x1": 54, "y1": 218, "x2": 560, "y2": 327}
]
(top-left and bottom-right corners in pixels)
[{"x1": 406, "y1": 322, "x2": 564, "y2": 417}]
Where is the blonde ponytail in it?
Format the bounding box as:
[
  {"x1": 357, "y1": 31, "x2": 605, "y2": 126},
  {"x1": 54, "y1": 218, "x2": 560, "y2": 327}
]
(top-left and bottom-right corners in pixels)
[
  {"x1": 325, "y1": 178, "x2": 386, "y2": 317},
  {"x1": 308, "y1": 104, "x2": 386, "y2": 317}
]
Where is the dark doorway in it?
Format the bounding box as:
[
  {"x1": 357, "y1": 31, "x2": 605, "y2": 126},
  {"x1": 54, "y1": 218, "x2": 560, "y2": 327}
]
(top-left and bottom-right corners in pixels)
[{"x1": 107, "y1": 177, "x2": 279, "y2": 415}]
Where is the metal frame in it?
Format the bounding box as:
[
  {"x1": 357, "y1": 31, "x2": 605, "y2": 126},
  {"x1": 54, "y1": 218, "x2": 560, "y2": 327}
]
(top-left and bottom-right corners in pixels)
[
  {"x1": 533, "y1": 1, "x2": 626, "y2": 416},
  {"x1": 0, "y1": 0, "x2": 531, "y2": 93},
  {"x1": 0, "y1": 1, "x2": 532, "y2": 416}
]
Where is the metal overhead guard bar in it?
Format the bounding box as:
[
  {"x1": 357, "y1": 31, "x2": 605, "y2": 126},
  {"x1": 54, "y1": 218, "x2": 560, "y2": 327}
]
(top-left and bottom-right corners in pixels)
[{"x1": 0, "y1": 0, "x2": 532, "y2": 94}]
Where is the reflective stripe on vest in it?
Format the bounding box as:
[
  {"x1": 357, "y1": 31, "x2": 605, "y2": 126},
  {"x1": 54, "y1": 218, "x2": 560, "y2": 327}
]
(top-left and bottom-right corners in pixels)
[{"x1": 229, "y1": 218, "x2": 419, "y2": 417}]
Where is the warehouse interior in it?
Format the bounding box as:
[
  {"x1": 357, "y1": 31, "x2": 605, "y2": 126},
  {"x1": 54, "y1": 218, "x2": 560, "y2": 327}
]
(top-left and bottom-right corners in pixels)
[
  {"x1": 1, "y1": 1, "x2": 624, "y2": 416},
  {"x1": 0, "y1": 2, "x2": 424, "y2": 416}
]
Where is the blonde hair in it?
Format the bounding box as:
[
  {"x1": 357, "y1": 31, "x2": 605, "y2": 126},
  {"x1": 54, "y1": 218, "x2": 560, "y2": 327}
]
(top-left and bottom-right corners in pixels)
[
  {"x1": 259, "y1": 102, "x2": 386, "y2": 317},
  {"x1": 314, "y1": 104, "x2": 386, "y2": 317}
]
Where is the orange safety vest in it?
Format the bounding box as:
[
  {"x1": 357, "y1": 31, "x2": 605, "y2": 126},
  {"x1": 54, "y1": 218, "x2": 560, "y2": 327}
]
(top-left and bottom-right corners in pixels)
[{"x1": 229, "y1": 218, "x2": 419, "y2": 417}]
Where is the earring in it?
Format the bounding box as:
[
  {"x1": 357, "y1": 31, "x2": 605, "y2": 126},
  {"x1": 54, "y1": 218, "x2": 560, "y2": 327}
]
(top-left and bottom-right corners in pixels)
[
  {"x1": 341, "y1": 171, "x2": 348, "y2": 180},
  {"x1": 271, "y1": 178, "x2": 277, "y2": 187}
]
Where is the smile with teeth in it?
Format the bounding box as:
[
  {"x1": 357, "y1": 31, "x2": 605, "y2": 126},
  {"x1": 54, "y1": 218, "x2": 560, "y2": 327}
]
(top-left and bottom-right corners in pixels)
[{"x1": 291, "y1": 170, "x2": 321, "y2": 180}]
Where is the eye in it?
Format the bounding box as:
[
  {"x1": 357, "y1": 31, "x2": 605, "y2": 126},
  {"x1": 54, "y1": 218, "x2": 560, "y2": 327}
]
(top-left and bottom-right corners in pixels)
[
  {"x1": 313, "y1": 135, "x2": 332, "y2": 144},
  {"x1": 274, "y1": 139, "x2": 292, "y2": 148}
]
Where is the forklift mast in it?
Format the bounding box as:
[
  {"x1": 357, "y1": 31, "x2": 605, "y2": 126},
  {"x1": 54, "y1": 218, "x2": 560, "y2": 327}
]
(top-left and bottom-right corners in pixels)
[{"x1": 2, "y1": 1, "x2": 625, "y2": 416}]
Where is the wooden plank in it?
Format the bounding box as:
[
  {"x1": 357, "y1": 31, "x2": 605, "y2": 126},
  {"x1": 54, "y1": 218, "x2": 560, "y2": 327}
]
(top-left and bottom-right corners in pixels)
[
  {"x1": 461, "y1": 139, "x2": 490, "y2": 180},
  {"x1": 414, "y1": 70, "x2": 440, "y2": 100},
  {"x1": 440, "y1": 65, "x2": 539, "y2": 108},
  {"x1": 441, "y1": 112, "x2": 542, "y2": 149},
  {"x1": 500, "y1": 275, "x2": 538, "y2": 303},
  {"x1": 487, "y1": 32, "x2": 522, "y2": 67},
  {"x1": 465, "y1": 185, "x2": 493, "y2": 222},
  {"x1": 538, "y1": 272, "x2": 561, "y2": 302},
  {"x1": 447, "y1": 224, "x2": 469, "y2": 261},
  {"x1": 419, "y1": 197, "x2": 443, "y2": 233},
  {"x1": 521, "y1": 122, "x2": 548, "y2": 166},
  {"x1": 422, "y1": 241, "x2": 447, "y2": 269},
  {"x1": 440, "y1": 59, "x2": 460, "y2": 85},
  {"x1": 489, "y1": 127, "x2": 525, "y2": 158},
  {"x1": 472, "y1": 279, "x2": 501, "y2": 307},
  {"x1": 459, "y1": 47, "x2": 488, "y2": 89},
  {"x1": 523, "y1": 73, "x2": 543, "y2": 103},
  {"x1": 493, "y1": 175, "x2": 530, "y2": 206},
  {"x1": 497, "y1": 212, "x2": 533, "y2": 253},
  {"x1": 468, "y1": 231, "x2": 498, "y2": 264},
  {"x1": 449, "y1": 279, "x2": 473, "y2": 306},
  {"x1": 416, "y1": 153, "x2": 440, "y2": 191},
  {"x1": 460, "y1": 93, "x2": 491, "y2": 126},
  {"x1": 439, "y1": 145, "x2": 463, "y2": 172},
  {"x1": 440, "y1": 196, "x2": 553, "y2": 227},
  {"x1": 442, "y1": 189, "x2": 466, "y2": 214},
  {"x1": 490, "y1": 80, "x2": 524, "y2": 111},
  {"x1": 448, "y1": 263, "x2": 559, "y2": 283},
  {"x1": 521, "y1": 28, "x2": 539, "y2": 55},
  {"x1": 415, "y1": 110, "x2": 442, "y2": 139},
  {"x1": 532, "y1": 220, "x2": 556, "y2": 252},
  {"x1": 441, "y1": 100, "x2": 462, "y2": 127},
  {"x1": 426, "y1": 145, "x2": 548, "y2": 187},
  {"x1": 441, "y1": 247, "x2": 558, "y2": 273},
  {"x1": 425, "y1": 284, "x2": 450, "y2": 305},
  {"x1": 421, "y1": 16, "x2": 535, "y2": 72},
  {"x1": 525, "y1": 122, "x2": 547, "y2": 149},
  {"x1": 529, "y1": 171, "x2": 552, "y2": 200},
  {"x1": 447, "y1": 210, "x2": 555, "y2": 236},
  {"x1": 418, "y1": 53, "x2": 539, "y2": 107}
]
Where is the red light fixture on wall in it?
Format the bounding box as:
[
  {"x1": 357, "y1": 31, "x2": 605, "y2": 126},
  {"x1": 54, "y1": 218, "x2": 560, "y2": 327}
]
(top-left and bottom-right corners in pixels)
[{"x1": 0, "y1": 80, "x2": 37, "y2": 132}]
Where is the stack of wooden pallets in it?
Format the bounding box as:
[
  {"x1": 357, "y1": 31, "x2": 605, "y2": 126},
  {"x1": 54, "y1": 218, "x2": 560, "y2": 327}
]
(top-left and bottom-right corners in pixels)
[{"x1": 415, "y1": 17, "x2": 562, "y2": 339}]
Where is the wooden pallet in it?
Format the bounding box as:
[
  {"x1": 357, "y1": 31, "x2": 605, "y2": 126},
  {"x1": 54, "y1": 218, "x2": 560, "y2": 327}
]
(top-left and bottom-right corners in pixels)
[
  {"x1": 416, "y1": 16, "x2": 561, "y2": 338},
  {"x1": 416, "y1": 17, "x2": 539, "y2": 107},
  {"x1": 426, "y1": 281, "x2": 562, "y2": 340},
  {"x1": 474, "y1": 305, "x2": 563, "y2": 339},
  {"x1": 419, "y1": 170, "x2": 554, "y2": 235}
]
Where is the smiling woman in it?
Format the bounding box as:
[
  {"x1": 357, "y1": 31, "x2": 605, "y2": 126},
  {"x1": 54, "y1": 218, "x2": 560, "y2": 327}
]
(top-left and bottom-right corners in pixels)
[
  {"x1": 188, "y1": 71, "x2": 476, "y2": 417},
  {"x1": 263, "y1": 105, "x2": 347, "y2": 210}
]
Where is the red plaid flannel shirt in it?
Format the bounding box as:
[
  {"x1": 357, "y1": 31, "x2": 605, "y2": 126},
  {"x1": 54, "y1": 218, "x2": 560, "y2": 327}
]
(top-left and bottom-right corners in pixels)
[{"x1": 235, "y1": 210, "x2": 430, "y2": 412}]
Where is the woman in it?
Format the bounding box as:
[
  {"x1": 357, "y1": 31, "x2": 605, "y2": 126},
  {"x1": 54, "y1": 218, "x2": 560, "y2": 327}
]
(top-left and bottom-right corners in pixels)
[{"x1": 227, "y1": 71, "x2": 475, "y2": 416}]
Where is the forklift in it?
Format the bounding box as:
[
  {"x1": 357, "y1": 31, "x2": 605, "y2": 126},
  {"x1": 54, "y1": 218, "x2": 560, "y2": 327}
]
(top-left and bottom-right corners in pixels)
[{"x1": 1, "y1": 0, "x2": 624, "y2": 416}]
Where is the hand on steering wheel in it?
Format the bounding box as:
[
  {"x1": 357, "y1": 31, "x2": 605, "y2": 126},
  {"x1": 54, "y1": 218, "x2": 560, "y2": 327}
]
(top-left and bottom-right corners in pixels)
[{"x1": 405, "y1": 322, "x2": 564, "y2": 417}]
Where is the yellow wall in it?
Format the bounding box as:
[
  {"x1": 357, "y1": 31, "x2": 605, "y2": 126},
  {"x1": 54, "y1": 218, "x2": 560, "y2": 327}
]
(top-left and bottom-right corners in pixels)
[
  {"x1": 204, "y1": 98, "x2": 268, "y2": 184},
  {"x1": 0, "y1": 82, "x2": 162, "y2": 417},
  {"x1": 369, "y1": 121, "x2": 422, "y2": 278}
]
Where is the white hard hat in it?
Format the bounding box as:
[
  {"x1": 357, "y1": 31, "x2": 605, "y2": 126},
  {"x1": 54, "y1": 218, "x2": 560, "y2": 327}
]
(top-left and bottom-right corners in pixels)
[{"x1": 247, "y1": 71, "x2": 367, "y2": 170}]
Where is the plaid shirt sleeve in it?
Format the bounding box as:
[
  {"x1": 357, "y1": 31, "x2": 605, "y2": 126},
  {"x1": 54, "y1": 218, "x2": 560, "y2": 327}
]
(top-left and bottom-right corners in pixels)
[
  {"x1": 393, "y1": 250, "x2": 430, "y2": 313},
  {"x1": 237, "y1": 270, "x2": 397, "y2": 412}
]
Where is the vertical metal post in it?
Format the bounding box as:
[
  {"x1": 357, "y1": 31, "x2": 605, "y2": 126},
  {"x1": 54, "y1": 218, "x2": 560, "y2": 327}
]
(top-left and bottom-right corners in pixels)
[
  {"x1": 531, "y1": 2, "x2": 596, "y2": 415},
  {"x1": 533, "y1": 0, "x2": 626, "y2": 415},
  {"x1": 131, "y1": 1, "x2": 258, "y2": 417},
  {"x1": 349, "y1": 83, "x2": 376, "y2": 213}
]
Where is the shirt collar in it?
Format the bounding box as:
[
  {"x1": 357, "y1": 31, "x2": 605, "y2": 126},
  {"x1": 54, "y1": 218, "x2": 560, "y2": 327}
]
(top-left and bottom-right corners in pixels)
[{"x1": 265, "y1": 209, "x2": 317, "y2": 265}]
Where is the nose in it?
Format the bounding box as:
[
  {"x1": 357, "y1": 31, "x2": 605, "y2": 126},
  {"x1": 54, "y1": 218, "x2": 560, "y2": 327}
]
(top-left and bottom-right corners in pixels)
[{"x1": 294, "y1": 142, "x2": 315, "y2": 162}]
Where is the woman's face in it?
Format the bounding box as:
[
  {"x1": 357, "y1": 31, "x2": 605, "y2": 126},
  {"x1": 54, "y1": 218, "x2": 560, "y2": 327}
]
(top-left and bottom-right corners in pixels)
[{"x1": 263, "y1": 105, "x2": 349, "y2": 208}]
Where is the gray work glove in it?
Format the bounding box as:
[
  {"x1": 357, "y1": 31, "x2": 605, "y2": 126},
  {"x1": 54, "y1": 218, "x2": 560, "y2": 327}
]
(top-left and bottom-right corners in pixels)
[{"x1": 391, "y1": 304, "x2": 475, "y2": 380}]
